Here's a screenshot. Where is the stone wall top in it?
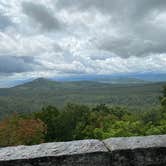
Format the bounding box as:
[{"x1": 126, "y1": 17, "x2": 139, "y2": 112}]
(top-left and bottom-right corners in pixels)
[
  {"x1": 0, "y1": 134, "x2": 166, "y2": 165},
  {"x1": 104, "y1": 134, "x2": 166, "y2": 151},
  {"x1": 0, "y1": 139, "x2": 108, "y2": 161}
]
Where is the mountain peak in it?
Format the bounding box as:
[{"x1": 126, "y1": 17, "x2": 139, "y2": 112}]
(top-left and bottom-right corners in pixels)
[
  {"x1": 33, "y1": 77, "x2": 48, "y2": 82},
  {"x1": 15, "y1": 77, "x2": 58, "y2": 89}
]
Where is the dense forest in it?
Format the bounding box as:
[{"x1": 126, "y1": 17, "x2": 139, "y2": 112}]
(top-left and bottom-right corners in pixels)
[
  {"x1": 0, "y1": 78, "x2": 164, "y2": 118},
  {"x1": 0, "y1": 85, "x2": 166, "y2": 147}
]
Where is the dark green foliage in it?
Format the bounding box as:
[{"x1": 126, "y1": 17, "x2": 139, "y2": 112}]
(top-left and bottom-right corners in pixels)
[
  {"x1": 34, "y1": 106, "x2": 60, "y2": 142},
  {"x1": 29, "y1": 103, "x2": 166, "y2": 142},
  {"x1": 162, "y1": 85, "x2": 166, "y2": 97},
  {"x1": 33, "y1": 103, "x2": 90, "y2": 141},
  {"x1": 159, "y1": 85, "x2": 166, "y2": 108}
]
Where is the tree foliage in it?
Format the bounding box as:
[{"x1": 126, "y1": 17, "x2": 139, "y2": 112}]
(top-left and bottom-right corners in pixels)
[{"x1": 0, "y1": 115, "x2": 46, "y2": 146}]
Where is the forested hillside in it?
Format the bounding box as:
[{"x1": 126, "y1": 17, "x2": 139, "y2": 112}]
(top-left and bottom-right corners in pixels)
[{"x1": 0, "y1": 78, "x2": 164, "y2": 117}]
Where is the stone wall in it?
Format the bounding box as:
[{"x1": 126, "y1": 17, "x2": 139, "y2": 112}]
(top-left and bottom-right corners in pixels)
[{"x1": 0, "y1": 135, "x2": 166, "y2": 166}]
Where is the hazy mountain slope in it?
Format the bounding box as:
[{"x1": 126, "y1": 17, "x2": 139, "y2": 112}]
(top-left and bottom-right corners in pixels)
[
  {"x1": 92, "y1": 77, "x2": 149, "y2": 84},
  {"x1": 0, "y1": 78, "x2": 164, "y2": 117},
  {"x1": 52, "y1": 73, "x2": 166, "y2": 83}
]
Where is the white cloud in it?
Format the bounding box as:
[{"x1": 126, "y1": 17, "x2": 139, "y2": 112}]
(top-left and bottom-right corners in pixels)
[{"x1": 0, "y1": 0, "x2": 166, "y2": 83}]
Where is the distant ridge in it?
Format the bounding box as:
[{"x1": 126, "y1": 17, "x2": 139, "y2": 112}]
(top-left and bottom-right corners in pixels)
[
  {"x1": 0, "y1": 78, "x2": 164, "y2": 117},
  {"x1": 51, "y1": 73, "x2": 166, "y2": 83},
  {"x1": 91, "y1": 77, "x2": 149, "y2": 84},
  {"x1": 1, "y1": 73, "x2": 166, "y2": 88}
]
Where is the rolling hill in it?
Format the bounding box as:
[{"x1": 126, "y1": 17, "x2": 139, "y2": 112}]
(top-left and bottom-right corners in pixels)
[
  {"x1": 0, "y1": 78, "x2": 165, "y2": 118},
  {"x1": 52, "y1": 73, "x2": 166, "y2": 83}
]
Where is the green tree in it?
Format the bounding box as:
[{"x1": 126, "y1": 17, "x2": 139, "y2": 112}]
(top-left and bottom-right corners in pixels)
[
  {"x1": 159, "y1": 85, "x2": 166, "y2": 107},
  {"x1": 34, "y1": 105, "x2": 60, "y2": 142}
]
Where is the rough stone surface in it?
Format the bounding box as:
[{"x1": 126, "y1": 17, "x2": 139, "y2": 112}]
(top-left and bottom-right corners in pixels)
[
  {"x1": 104, "y1": 135, "x2": 166, "y2": 151},
  {"x1": 0, "y1": 153, "x2": 110, "y2": 166},
  {"x1": 0, "y1": 139, "x2": 108, "y2": 161},
  {"x1": 104, "y1": 135, "x2": 166, "y2": 166},
  {"x1": 0, "y1": 135, "x2": 166, "y2": 166}
]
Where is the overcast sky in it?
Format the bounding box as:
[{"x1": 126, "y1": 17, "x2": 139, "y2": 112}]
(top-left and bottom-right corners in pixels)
[{"x1": 0, "y1": 0, "x2": 166, "y2": 81}]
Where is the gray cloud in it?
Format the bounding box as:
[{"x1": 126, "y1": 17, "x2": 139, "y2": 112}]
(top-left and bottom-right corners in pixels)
[
  {"x1": 22, "y1": 1, "x2": 61, "y2": 31},
  {"x1": 0, "y1": 13, "x2": 13, "y2": 30},
  {"x1": 97, "y1": 34, "x2": 166, "y2": 58},
  {"x1": 56, "y1": 0, "x2": 119, "y2": 13},
  {"x1": 0, "y1": 55, "x2": 37, "y2": 74},
  {"x1": 55, "y1": 0, "x2": 166, "y2": 58},
  {"x1": 56, "y1": 0, "x2": 166, "y2": 16}
]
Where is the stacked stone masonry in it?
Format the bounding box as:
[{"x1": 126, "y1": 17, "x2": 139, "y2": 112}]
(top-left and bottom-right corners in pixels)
[{"x1": 0, "y1": 135, "x2": 166, "y2": 166}]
